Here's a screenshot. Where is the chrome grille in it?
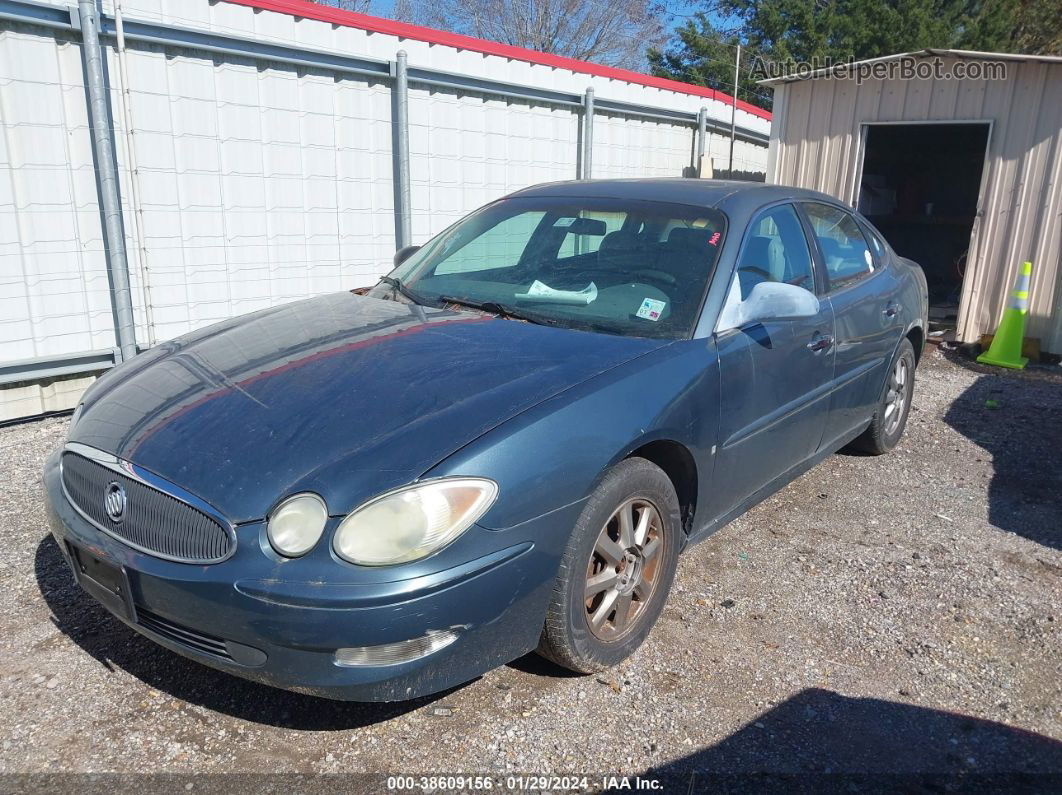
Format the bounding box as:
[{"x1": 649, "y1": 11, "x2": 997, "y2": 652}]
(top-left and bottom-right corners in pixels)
[{"x1": 61, "y1": 450, "x2": 234, "y2": 564}]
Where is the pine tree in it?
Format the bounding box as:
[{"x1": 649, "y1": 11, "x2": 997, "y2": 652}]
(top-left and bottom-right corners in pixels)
[{"x1": 650, "y1": 0, "x2": 1060, "y2": 112}]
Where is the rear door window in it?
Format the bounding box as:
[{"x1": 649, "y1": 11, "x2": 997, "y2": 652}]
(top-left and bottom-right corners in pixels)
[{"x1": 802, "y1": 203, "x2": 875, "y2": 291}]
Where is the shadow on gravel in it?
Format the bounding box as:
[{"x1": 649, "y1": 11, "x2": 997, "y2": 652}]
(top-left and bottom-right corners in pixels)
[
  {"x1": 943, "y1": 374, "x2": 1062, "y2": 550},
  {"x1": 34, "y1": 534, "x2": 460, "y2": 729},
  {"x1": 505, "y1": 652, "x2": 584, "y2": 679},
  {"x1": 645, "y1": 688, "x2": 1062, "y2": 790}
]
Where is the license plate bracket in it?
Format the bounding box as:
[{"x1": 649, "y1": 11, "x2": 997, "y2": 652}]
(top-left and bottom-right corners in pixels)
[{"x1": 66, "y1": 541, "x2": 136, "y2": 623}]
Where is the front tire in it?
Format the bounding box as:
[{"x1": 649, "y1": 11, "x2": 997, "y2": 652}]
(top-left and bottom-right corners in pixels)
[
  {"x1": 536, "y1": 457, "x2": 681, "y2": 673},
  {"x1": 851, "y1": 337, "x2": 916, "y2": 455}
]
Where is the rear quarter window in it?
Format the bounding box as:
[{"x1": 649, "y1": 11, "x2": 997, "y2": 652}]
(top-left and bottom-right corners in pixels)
[{"x1": 861, "y1": 222, "x2": 890, "y2": 267}]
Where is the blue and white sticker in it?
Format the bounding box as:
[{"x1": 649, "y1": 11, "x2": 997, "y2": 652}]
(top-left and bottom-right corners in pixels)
[{"x1": 636, "y1": 297, "x2": 666, "y2": 321}]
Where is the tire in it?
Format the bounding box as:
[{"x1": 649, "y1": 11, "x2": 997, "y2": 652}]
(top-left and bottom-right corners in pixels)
[
  {"x1": 850, "y1": 337, "x2": 916, "y2": 455},
  {"x1": 536, "y1": 457, "x2": 682, "y2": 673}
]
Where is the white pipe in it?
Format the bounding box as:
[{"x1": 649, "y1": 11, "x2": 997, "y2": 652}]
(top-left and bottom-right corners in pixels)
[
  {"x1": 77, "y1": 0, "x2": 137, "y2": 360},
  {"x1": 393, "y1": 51, "x2": 412, "y2": 250},
  {"x1": 729, "y1": 44, "x2": 740, "y2": 177},
  {"x1": 114, "y1": 0, "x2": 157, "y2": 345}
]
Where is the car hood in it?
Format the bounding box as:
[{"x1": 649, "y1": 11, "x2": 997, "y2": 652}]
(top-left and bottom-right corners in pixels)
[{"x1": 69, "y1": 292, "x2": 666, "y2": 522}]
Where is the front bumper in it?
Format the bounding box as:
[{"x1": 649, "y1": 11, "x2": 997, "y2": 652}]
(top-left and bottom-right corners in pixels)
[{"x1": 43, "y1": 450, "x2": 578, "y2": 701}]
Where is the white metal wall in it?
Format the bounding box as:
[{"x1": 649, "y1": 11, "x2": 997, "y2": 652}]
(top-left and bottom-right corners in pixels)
[
  {"x1": 408, "y1": 87, "x2": 581, "y2": 240},
  {"x1": 592, "y1": 115, "x2": 691, "y2": 179},
  {"x1": 0, "y1": 0, "x2": 770, "y2": 419},
  {"x1": 0, "y1": 26, "x2": 116, "y2": 361},
  {"x1": 114, "y1": 45, "x2": 398, "y2": 344},
  {"x1": 109, "y1": 0, "x2": 772, "y2": 140}
]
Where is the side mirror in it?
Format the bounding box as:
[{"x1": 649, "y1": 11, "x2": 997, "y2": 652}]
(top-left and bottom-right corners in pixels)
[
  {"x1": 718, "y1": 281, "x2": 820, "y2": 330},
  {"x1": 393, "y1": 244, "x2": 421, "y2": 268}
]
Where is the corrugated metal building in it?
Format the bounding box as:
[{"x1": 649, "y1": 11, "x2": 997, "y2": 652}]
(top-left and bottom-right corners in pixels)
[
  {"x1": 762, "y1": 50, "x2": 1062, "y2": 355},
  {"x1": 0, "y1": 0, "x2": 771, "y2": 421}
]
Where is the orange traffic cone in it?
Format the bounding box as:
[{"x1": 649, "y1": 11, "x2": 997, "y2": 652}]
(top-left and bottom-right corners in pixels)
[{"x1": 977, "y1": 261, "x2": 1032, "y2": 369}]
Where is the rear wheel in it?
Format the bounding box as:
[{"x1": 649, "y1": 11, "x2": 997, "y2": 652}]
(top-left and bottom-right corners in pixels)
[
  {"x1": 851, "y1": 337, "x2": 916, "y2": 455},
  {"x1": 536, "y1": 457, "x2": 681, "y2": 673}
]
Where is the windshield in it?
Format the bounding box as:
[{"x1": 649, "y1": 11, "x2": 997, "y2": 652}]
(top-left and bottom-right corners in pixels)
[{"x1": 386, "y1": 197, "x2": 727, "y2": 339}]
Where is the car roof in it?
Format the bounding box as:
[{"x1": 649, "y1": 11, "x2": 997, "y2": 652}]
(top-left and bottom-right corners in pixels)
[{"x1": 506, "y1": 178, "x2": 841, "y2": 214}]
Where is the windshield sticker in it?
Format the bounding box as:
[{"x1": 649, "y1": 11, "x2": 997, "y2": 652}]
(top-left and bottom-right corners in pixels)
[
  {"x1": 553, "y1": 217, "x2": 577, "y2": 227},
  {"x1": 709, "y1": 231, "x2": 721, "y2": 246},
  {"x1": 636, "y1": 297, "x2": 666, "y2": 321}
]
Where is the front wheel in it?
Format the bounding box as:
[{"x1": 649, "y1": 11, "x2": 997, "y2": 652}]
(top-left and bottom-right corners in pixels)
[
  {"x1": 851, "y1": 337, "x2": 916, "y2": 455},
  {"x1": 536, "y1": 457, "x2": 681, "y2": 673}
]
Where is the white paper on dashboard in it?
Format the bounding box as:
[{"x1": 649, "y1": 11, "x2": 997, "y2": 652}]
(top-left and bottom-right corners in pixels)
[{"x1": 515, "y1": 280, "x2": 598, "y2": 305}]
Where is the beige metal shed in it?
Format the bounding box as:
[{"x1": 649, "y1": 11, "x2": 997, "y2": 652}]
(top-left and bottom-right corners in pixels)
[{"x1": 761, "y1": 49, "x2": 1062, "y2": 355}]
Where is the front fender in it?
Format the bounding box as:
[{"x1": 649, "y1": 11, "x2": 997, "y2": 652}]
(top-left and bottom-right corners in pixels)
[{"x1": 426, "y1": 339, "x2": 720, "y2": 530}]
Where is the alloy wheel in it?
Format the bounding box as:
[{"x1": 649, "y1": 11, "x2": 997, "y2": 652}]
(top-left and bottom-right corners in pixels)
[
  {"x1": 584, "y1": 498, "x2": 664, "y2": 641},
  {"x1": 883, "y1": 356, "x2": 910, "y2": 436}
]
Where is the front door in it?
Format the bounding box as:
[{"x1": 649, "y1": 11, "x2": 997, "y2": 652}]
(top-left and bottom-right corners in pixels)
[{"x1": 709, "y1": 203, "x2": 835, "y2": 522}]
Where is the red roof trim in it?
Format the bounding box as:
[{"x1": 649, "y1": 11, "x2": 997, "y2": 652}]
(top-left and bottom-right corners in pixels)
[{"x1": 223, "y1": 0, "x2": 771, "y2": 121}]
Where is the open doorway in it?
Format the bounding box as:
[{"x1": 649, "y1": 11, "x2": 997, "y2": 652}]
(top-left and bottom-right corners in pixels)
[{"x1": 857, "y1": 122, "x2": 990, "y2": 337}]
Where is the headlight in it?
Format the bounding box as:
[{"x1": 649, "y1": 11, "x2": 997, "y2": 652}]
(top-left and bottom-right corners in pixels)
[
  {"x1": 333, "y1": 478, "x2": 497, "y2": 566},
  {"x1": 267, "y1": 493, "x2": 328, "y2": 557}
]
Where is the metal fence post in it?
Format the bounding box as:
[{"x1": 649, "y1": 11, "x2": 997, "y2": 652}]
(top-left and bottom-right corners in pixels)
[
  {"x1": 728, "y1": 43, "x2": 741, "y2": 178},
  {"x1": 391, "y1": 50, "x2": 412, "y2": 251},
  {"x1": 696, "y1": 106, "x2": 707, "y2": 177},
  {"x1": 77, "y1": 0, "x2": 137, "y2": 361},
  {"x1": 580, "y1": 87, "x2": 594, "y2": 180}
]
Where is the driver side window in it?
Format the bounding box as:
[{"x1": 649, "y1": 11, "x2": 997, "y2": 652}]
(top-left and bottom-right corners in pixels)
[{"x1": 735, "y1": 204, "x2": 813, "y2": 299}]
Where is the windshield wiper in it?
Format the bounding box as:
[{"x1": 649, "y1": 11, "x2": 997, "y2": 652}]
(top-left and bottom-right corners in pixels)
[
  {"x1": 378, "y1": 275, "x2": 425, "y2": 305},
  {"x1": 436, "y1": 295, "x2": 557, "y2": 326}
]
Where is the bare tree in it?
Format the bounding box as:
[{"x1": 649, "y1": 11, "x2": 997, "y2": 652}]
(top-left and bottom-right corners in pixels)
[
  {"x1": 393, "y1": 0, "x2": 667, "y2": 70},
  {"x1": 309, "y1": 0, "x2": 373, "y2": 13}
]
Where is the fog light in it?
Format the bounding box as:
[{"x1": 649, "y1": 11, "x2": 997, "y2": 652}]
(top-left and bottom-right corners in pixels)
[{"x1": 334, "y1": 629, "x2": 459, "y2": 667}]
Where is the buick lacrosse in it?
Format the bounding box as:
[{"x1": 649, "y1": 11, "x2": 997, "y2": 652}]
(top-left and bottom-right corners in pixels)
[{"x1": 44, "y1": 179, "x2": 927, "y2": 701}]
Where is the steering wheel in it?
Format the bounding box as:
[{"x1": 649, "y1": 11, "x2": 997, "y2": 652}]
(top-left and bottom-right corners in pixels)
[{"x1": 632, "y1": 269, "x2": 678, "y2": 288}]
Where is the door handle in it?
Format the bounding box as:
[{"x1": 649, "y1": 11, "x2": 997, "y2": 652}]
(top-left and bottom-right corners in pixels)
[
  {"x1": 883, "y1": 303, "x2": 900, "y2": 318},
  {"x1": 807, "y1": 334, "x2": 834, "y2": 352}
]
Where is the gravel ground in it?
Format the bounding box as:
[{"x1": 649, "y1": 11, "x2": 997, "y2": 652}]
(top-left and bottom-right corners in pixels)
[{"x1": 0, "y1": 349, "x2": 1060, "y2": 790}]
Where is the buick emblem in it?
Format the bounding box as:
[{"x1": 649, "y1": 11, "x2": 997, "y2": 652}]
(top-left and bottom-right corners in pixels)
[{"x1": 104, "y1": 481, "x2": 126, "y2": 523}]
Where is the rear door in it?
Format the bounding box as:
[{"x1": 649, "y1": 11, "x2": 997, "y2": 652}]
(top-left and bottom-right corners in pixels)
[
  {"x1": 708, "y1": 203, "x2": 835, "y2": 520},
  {"x1": 799, "y1": 202, "x2": 904, "y2": 449}
]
